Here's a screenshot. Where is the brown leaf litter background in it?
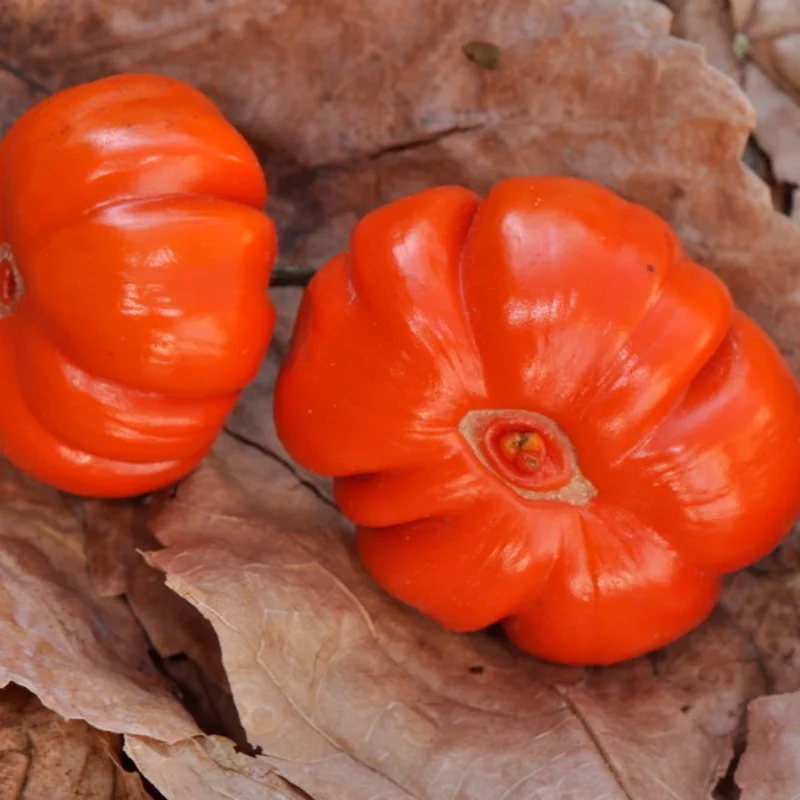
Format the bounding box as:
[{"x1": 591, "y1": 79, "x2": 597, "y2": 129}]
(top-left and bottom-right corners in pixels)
[{"x1": 2, "y1": 0, "x2": 800, "y2": 797}]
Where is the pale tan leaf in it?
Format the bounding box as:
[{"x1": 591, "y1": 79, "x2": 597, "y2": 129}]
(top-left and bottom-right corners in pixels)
[
  {"x1": 738, "y1": 0, "x2": 800, "y2": 41},
  {"x1": 664, "y1": 0, "x2": 741, "y2": 79},
  {"x1": 146, "y1": 438, "x2": 726, "y2": 799},
  {"x1": 126, "y1": 734, "x2": 405, "y2": 800},
  {"x1": 735, "y1": 692, "x2": 800, "y2": 800},
  {"x1": 719, "y1": 572, "x2": 800, "y2": 696},
  {"x1": 669, "y1": 0, "x2": 800, "y2": 178},
  {"x1": 743, "y1": 64, "x2": 800, "y2": 185},
  {"x1": 0, "y1": 460, "x2": 199, "y2": 742},
  {"x1": 159, "y1": 656, "x2": 247, "y2": 747},
  {"x1": 665, "y1": 0, "x2": 800, "y2": 198},
  {"x1": 651, "y1": 606, "x2": 765, "y2": 739},
  {"x1": 82, "y1": 499, "x2": 229, "y2": 689},
  {"x1": 0, "y1": 684, "x2": 150, "y2": 799},
  {"x1": 730, "y1": 0, "x2": 757, "y2": 31},
  {"x1": 728, "y1": 0, "x2": 800, "y2": 193}
]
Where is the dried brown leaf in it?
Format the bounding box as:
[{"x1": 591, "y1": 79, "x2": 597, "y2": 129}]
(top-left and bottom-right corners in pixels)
[
  {"x1": 734, "y1": 0, "x2": 800, "y2": 96},
  {"x1": 670, "y1": 0, "x2": 800, "y2": 194},
  {"x1": 82, "y1": 499, "x2": 229, "y2": 689},
  {"x1": 665, "y1": 0, "x2": 741, "y2": 79},
  {"x1": 82, "y1": 500, "x2": 136, "y2": 599},
  {"x1": 735, "y1": 691, "x2": 800, "y2": 800},
  {"x1": 145, "y1": 437, "x2": 725, "y2": 799},
  {"x1": 126, "y1": 735, "x2": 337, "y2": 800},
  {"x1": 159, "y1": 656, "x2": 247, "y2": 747},
  {"x1": 81, "y1": 501, "x2": 249, "y2": 750},
  {"x1": 3, "y1": 0, "x2": 800, "y2": 368},
  {"x1": 0, "y1": 684, "x2": 150, "y2": 799},
  {"x1": 0, "y1": 459, "x2": 199, "y2": 742},
  {"x1": 263, "y1": 2, "x2": 800, "y2": 370},
  {"x1": 719, "y1": 572, "x2": 800, "y2": 696},
  {"x1": 672, "y1": 562, "x2": 800, "y2": 798},
  {"x1": 651, "y1": 606, "x2": 765, "y2": 739},
  {"x1": 743, "y1": 63, "x2": 800, "y2": 185}
]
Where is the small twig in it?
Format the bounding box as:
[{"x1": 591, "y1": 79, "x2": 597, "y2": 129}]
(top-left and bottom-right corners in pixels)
[
  {"x1": 0, "y1": 60, "x2": 51, "y2": 95},
  {"x1": 269, "y1": 266, "x2": 317, "y2": 287}
]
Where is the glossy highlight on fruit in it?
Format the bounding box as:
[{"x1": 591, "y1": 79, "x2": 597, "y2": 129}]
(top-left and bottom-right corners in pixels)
[
  {"x1": 0, "y1": 74, "x2": 277, "y2": 497},
  {"x1": 275, "y1": 176, "x2": 800, "y2": 666}
]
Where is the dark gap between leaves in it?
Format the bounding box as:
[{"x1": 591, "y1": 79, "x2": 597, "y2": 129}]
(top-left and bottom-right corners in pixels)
[
  {"x1": 744, "y1": 135, "x2": 793, "y2": 216},
  {"x1": 0, "y1": 59, "x2": 51, "y2": 94},
  {"x1": 786, "y1": 183, "x2": 798, "y2": 217},
  {"x1": 118, "y1": 748, "x2": 168, "y2": 800},
  {"x1": 713, "y1": 730, "x2": 746, "y2": 800},
  {"x1": 145, "y1": 647, "x2": 252, "y2": 752}
]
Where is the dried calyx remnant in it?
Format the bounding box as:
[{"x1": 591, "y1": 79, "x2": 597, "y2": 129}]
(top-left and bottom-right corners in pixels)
[{"x1": 0, "y1": 243, "x2": 23, "y2": 318}]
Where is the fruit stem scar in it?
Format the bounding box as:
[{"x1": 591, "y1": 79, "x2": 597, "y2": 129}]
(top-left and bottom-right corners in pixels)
[
  {"x1": 459, "y1": 409, "x2": 598, "y2": 506},
  {"x1": 499, "y1": 430, "x2": 547, "y2": 473},
  {"x1": 0, "y1": 243, "x2": 23, "y2": 319}
]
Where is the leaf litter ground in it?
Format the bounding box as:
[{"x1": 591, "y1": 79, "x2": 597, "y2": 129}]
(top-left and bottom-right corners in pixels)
[{"x1": 3, "y1": 0, "x2": 800, "y2": 797}]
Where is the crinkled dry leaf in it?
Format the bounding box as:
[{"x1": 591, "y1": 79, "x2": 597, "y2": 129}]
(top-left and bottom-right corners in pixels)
[
  {"x1": 731, "y1": 0, "x2": 800, "y2": 98},
  {"x1": 743, "y1": 63, "x2": 800, "y2": 185},
  {"x1": 0, "y1": 684, "x2": 149, "y2": 799},
  {"x1": 3, "y1": 0, "x2": 800, "y2": 367},
  {"x1": 0, "y1": 459, "x2": 199, "y2": 742},
  {"x1": 651, "y1": 606, "x2": 765, "y2": 739},
  {"x1": 158, "y1": 656, "x2": 247, "y2": 748},
  {"x1": 669, "y1": 1, "x2": 800, "y2": 191},
  {"x1": 735, "y1": 691, "x2": 800, "y2": 799},
  {"x1": 145, "y1": 435, "x2": 726, "y2": 799},
  {"x1": 665, "y1": 0, "x2": 740, "y2": 78},
  {"x1": 719, "y1": 571, "x2": 800, "y2": 696},
  {"x1": 81, "y1": 500, "x2": 247, "y2": 743},
  {"x1": 82, "y1": 499, "x2": 229, "y2": 689},
  {"x1": 127, "y1": 735, "x2": 349, "y2": 800},
  {"x1": 263, "y1": 1, "x2": 800, "y2": 370},
  {"x1": 736, "y1": 0, "x2": 800, "y2": 199}
]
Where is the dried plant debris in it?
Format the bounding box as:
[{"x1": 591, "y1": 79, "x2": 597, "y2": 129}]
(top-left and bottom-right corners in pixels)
[
  {"x1": 0, "y1": 460, "x2": 198, "y2": 742},
  {"x1": 0, "y1": 683, "x2": 150, "y2": 799}
]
